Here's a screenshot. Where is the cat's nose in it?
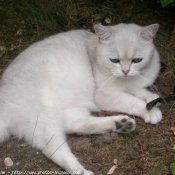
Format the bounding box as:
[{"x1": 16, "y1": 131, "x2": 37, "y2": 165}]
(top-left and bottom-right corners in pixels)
[{"x1": 122, "y1": 70, "x2": 129, "y2": 75}]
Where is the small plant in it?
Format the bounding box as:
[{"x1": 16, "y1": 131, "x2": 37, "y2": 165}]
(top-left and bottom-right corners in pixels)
[
  {"x1": 160, "y1": 0, "x2": 175, "y2": 7},
  {"x1": 170, "y1": 155, "x2": 175, "y2": 175}
]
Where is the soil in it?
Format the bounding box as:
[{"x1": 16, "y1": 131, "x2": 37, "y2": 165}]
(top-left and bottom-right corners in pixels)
[{"x1": 0, "y1": 1, "x2": 175, "y2": 175}]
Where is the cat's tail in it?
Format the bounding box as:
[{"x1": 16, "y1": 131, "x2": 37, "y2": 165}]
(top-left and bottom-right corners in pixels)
[{"x1": 0, "y1": 120, "x2": 10, "y2": 143}]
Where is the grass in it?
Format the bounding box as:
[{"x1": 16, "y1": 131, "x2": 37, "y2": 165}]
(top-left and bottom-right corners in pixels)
[{"x1": 0, "y1": 0, "x2": 175, "y2": 174}]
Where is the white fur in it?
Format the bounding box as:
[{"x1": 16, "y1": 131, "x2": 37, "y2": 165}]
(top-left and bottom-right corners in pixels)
[{"x1": 0, "y1": 23, "x2": 161, "y2": 174}]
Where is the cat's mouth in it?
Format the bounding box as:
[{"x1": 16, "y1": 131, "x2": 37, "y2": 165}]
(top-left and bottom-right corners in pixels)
[
  {"x1": 116, "y1": 75, "x2": 130, "y2": 79},
  {"x1": 118, "y1": 74, "x2": 136, "y2": 79},
  {"x1": 122, "y1": 75, "x2": 130, "y2": 78}
]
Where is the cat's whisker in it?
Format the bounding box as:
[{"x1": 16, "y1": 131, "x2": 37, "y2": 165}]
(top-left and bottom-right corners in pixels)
[
  {"x1": 47, "y1": 116, "x2": 98, "y2": 157},
  {"x1": 97, "y1": 74, "x2": 115, "y2": 90},
  {"x1": 49, "y1": 140, "x2": 67, "y2": 158},
  {"x1": 131, "y1": 102, "x2": 139, "y2": 117},
  {"x1": 31, "y1": 113, "x2": 39, "y2": 146},
  {"x1": 47, "y1": 110, "x2": 116, "y2": 158},
  {"x1": 138, "y1": 73, "x2": 161, "y2": 96},
  {"x1": 101, "y1": 72, "x2": 115, "y2": 76},
  {"x1": 42, "y1": 133, "x2": 55, "y2": 152}
]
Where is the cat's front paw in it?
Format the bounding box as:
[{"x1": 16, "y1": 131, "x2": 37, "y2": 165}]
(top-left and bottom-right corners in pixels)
[
  {"x1": 144, "y1": 107, "x2": 162, "y2": 124},
  {"x1": 146, "y1": 97, "x2": 162, "y2": 110},
  {"x1": 145, "y1": 93, "x2": 160, "y2": 104},
  {"x1": 134, "y1": 89, "x2": 161, "y2": 104},
  {"x1": 112, "y1": 115, "x2": 136, "y2": 133}
]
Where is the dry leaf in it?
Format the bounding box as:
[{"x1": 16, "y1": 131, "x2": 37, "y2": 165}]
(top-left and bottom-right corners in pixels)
[
  {"x1": 19, "y1": 143, "x2": 28, "y2": 147},
  {"x1": 107, "y1": 159, "x2": 118, "y2": 175},
  {"x1": 113, "y1": 159, "x2": 117, "y2": 165},
  {"x1": 170, "y1": 117, "x2": 175, "y2": 126},
  {"x1": 107, "y1": 166, "x2": 117, "y2": 175},
  {"x1": 171, "y1": 126, "x2": 175, "y2": 135}
]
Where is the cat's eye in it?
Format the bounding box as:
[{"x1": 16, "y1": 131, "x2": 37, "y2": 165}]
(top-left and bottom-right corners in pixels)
[
  {"x1": 132, "y1": 58, "x2": 143, "y2": 63},
  {"x1": 109, "y1": 58, "x2": 120, "y2": 63}
]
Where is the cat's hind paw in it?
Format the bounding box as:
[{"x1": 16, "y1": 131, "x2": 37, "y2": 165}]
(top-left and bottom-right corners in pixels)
[
  {"x1": 83, "y1": 170, "x2": 94, "y2": 175},
  {"x1": 112, "y1": 115, "x2": 136, "y2": 133},
  {"x1": 73, "y1": 169, "x2": 94, "y2": 175},
  {"x1": 144, "y1": 107, "x2": 162, "y2": 124}
]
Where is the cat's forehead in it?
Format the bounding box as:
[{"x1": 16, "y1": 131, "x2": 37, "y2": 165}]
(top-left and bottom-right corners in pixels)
[
  {"x1": 103, "y1": 24, "x2": 144, "y2": 59},
  {"x1": 105, "y1": 43, "x2": 138, "y2": 60},
  {"x1": 114, "y1": 25, "x2": 140, "y2": 42},
  {"x1": 110, "y1": 23, "x2": 141, "y2": 33},
  {"x1": 107, "y1": 35, "x2": 139, "y2": 58},
  {"x1": 110, "y1": 24, "x2": 140, "y2": 44}
]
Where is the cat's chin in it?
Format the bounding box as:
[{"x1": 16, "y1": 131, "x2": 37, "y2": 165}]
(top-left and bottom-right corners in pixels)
[{"x1": 117, "y1": 75, "x2": 135, "y2": 79}]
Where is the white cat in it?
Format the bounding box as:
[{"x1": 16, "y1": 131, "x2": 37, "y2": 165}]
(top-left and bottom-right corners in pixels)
[{"x1": 0, "y1": 23, "x2": 162, "y2": 175}]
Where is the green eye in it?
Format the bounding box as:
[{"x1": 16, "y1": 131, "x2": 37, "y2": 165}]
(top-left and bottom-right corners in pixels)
[
  {"x1": 132, "y1": 58, "x2": 143, "y2": 63},
  {"x1": 109, "y1": 58, "x2": 120, "y2": 63}
]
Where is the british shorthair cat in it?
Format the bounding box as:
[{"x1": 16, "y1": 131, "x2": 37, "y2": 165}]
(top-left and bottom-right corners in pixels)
[{"x1": 0, "y1": 23, "x2": 161, "y2": 174}]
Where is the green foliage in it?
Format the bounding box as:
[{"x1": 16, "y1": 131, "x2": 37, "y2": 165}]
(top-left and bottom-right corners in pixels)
[
  {"x1": 0, "y1": 0, "x2": 140, "y2": 46},
  {"x1": 170, "y1": 156, "x2": 175, "y2": 175},
  {"x1": 160, "y1": 0, "x2": 175, "y2": 7}
]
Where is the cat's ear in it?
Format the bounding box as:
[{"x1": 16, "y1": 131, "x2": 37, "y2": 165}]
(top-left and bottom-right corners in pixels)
[
  {"x1": 140, "y1": 24, "x2": 159, "y2": 42},
  {"x1": 94, "y1": 24, "x2": 113, "y2": 43}
]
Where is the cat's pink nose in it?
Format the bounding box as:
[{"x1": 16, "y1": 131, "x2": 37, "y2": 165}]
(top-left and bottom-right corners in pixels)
[{"x1": 122, "y1": 70, "x2": 129, "y2": 75}]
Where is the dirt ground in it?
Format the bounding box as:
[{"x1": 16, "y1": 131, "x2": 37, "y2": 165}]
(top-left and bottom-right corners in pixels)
[{"x1": 0, "y1": 0, "x2": 175, "y2": 175}]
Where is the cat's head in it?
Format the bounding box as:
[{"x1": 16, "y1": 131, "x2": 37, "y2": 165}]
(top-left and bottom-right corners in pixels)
[{"x1": 94, "y1": 23, "x2": 159, "y2": 79}]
